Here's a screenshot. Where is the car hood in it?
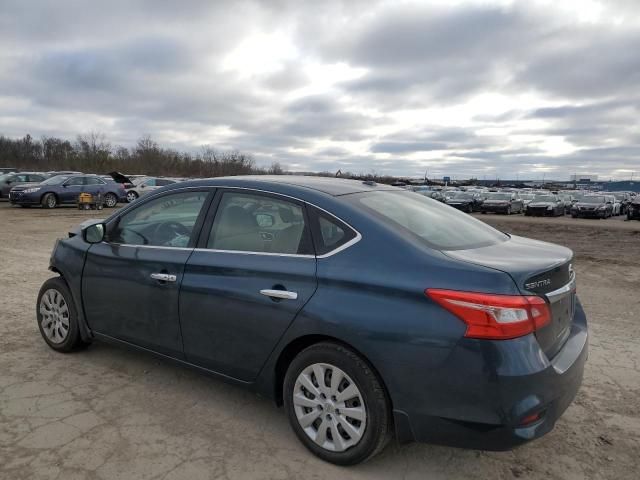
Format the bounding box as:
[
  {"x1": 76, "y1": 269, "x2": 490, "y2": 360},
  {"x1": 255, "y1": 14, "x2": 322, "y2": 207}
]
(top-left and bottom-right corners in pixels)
[
  {"x1": 528, "y1": 201, "x2": 555, "y2": 207},
  {"x1": 443, "y1": 234, "x2": 573, "y2": 292},
  {"x1": 446, "y1": 199, "x2": 471, "y2": 204},
  {"x1": 574, "y1": 202, "x2": 604, "y2": 208}
]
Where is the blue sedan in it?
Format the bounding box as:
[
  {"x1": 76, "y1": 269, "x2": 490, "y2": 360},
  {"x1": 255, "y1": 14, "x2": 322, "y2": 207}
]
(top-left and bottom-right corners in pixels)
[
  {"x1": 9, "y1": 174, "x2": 127, "y2": 208},
  {"x1": 37, "y1": 176, "x2": 587, "y2": 465}
]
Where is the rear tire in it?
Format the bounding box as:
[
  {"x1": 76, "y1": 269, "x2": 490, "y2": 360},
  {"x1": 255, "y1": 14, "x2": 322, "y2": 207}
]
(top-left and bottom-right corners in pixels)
[
  {"x1": 126, "y1": 191, "x2": 138, "y2": 203},
  {"x1": 41, "y1": 193, "x2": 57, "y2": 209},
  {"x1": 36, "y1": 277, "x2": 89, "y2": 352},
  {"x1": 283, "y1": 342, "x2": 391, "y2": 465},
  {"x1": 104, "y1": 193, "x2": 118, "y2": 208}
]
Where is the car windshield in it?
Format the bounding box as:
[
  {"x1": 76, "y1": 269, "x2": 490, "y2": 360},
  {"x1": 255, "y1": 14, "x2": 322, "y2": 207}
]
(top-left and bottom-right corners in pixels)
[
  {"x1": 520, "y1": 193, "x2": 534, "y2": 200},
  {"x1": 486, "y1": 193, "x2": 512, "y2": 200},
  {"x1": 0, "y1": 173, "x2": 12, "y2": 182},
  {"x1": 613, "y1": 194, "x2": 625, "y2": 200},
  {"x1": 451, "y1": 192, "x2": 474, "y2": 200},
  {"x1": 582, "y1": 196, "x2": 605, "y2": 204},
  {"x1": 350, "y1": 190, "x2": 508, "y2": 250},
  {"x1": 40, "y1": 175, "x2": 71, "y2": 185},
  {"x1": 533, "y1": 195, "x2": 556, "y2": 202}
]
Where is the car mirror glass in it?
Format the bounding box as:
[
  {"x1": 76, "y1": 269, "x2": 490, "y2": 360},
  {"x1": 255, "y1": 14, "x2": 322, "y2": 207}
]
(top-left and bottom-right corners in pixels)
[{"x1": 83, "y1": 223, "x2": 105, "y2": 244}]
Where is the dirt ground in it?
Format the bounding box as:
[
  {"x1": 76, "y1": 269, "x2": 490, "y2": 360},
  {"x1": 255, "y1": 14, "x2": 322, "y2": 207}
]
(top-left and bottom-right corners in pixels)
[{"x1": 1, "y1": 202, "x2": 639, "y2": 480}]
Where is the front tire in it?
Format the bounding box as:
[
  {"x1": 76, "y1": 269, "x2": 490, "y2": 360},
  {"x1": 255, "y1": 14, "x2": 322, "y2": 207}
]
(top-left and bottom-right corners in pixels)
[
  {"x1": 36, "y1": 277, "x2": 88, "y2": 352},
  {"x1": 283, "y1": 342, "x2": 391, "y2": 465},
  {"x1": 126, "y1": 191, "x2": 139, "y2": 203},
  {"x1": 41, "y1": 193, "x2": 57, "y2": 209}
]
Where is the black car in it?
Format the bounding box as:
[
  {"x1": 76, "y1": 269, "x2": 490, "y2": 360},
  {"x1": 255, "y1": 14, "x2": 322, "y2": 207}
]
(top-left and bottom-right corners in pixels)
[
  {"x1": 627, "y1": 196, "x2": 640, "y2": 220},
  {"x1": 570, "y1": 195, "x2": 613, "y2": 218},
  {"x1": 445, "y1": 191, "x2": 482, "y2": 213},
  {"x1": 524, "y1": 194, "x2": 565, "y2": 217},
  {"x1": 35, "y1": 176, "x2": 587, "y2": 465},
  {"x1": 480, "y1": 192, "x2": 524, "y2": 214}
]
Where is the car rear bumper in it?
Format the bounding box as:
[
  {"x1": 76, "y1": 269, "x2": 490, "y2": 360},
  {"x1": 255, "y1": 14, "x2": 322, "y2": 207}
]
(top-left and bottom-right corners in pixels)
[{"x1": 393, "y1": 299, "x2": 588, "y2": 450}]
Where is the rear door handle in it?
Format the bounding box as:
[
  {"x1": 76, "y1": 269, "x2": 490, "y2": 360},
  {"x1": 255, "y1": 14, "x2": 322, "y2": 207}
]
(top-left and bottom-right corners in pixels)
[
  {"x1": 150, "y1": 273, "x2": 177, "y2": 282},
  {"x1": 260, "y1": 289, "x2": 298, "y2": 300}
]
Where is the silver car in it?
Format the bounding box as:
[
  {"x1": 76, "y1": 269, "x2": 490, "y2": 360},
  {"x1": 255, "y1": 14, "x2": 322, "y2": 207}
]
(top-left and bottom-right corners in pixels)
[{"x1": 125, "y1": 176, "x2": 177, "y2": 202}]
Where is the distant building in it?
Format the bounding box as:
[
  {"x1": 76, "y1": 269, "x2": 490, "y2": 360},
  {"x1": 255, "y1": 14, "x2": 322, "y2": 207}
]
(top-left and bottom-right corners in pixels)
[{"x1": 570, "y1": 174, "x2": 598, "y2": 182}]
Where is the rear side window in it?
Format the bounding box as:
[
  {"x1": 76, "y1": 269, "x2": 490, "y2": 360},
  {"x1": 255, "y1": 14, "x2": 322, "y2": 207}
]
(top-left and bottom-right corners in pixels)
[
  {"x1": 84, "y1": 177, "x2": 105, "y2": 185},
  {"x1": 310, "y1": 210, "x2": 358, "y2": 256},
  {"x1": 207, "y1": 192, "x2": 313, "y2": 255},
  {"x1": 157, "y1": 179, "x2": 175, "y2": 186},
  {"x1": 350, "y1": 191, "x2": 507, "y2": 251}
]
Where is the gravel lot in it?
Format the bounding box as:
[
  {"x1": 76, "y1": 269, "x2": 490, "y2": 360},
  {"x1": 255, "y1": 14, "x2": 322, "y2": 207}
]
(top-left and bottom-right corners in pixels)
[{"x1": 1, "y1": 202, "x2": 639, "y2": 480}]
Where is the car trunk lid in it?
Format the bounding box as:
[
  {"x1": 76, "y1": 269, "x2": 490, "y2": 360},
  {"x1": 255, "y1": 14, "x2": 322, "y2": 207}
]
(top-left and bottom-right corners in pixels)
[{"x1": 443, "y1": 235, "x2": 575, "y2": 359}]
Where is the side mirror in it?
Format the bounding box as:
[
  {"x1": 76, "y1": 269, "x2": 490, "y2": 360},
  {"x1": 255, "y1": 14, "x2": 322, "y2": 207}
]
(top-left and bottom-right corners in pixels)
[
  {"x1": 256, "y1": 213, "x2": 275, "y2": 228},
  {"x1": 83, "y1": 223, "x2": 105, "y2": 244}
]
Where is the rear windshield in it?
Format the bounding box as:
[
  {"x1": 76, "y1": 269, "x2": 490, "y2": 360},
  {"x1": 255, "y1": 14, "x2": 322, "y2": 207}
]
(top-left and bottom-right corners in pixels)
[
  {"x1": 486, "y1": 192, "x2": 512, "y2": 200},
  {"x1": 350, "y1": 191, "x2": 508, "y2": 250}
]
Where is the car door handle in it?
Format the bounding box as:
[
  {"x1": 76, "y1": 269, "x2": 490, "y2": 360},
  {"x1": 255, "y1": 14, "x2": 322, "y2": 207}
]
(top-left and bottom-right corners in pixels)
[
  {"x1": 260, "y1": 289, "x2": 298, "y2": 300},
  {"x1": 150, "y1": 273, "x2": 177, "y2": 282}
]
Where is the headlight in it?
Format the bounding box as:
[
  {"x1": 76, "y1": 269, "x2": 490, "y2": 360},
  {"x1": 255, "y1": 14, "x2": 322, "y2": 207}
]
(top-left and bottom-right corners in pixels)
[
  {"x1": 598, "y1": 206, "x2": 606, "y2": 210},
  {"x1": 547, "y1": 206, "x2": 552, "y2": 210},
  {"x1": 22, "y1": 187, "x2": 41, "y2": 193}
]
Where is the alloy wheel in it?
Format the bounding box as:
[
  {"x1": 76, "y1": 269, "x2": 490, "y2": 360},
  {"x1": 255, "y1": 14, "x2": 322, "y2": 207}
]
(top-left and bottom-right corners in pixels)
[
  {"x1": 47, "y1": 195, "x2": 57, "y2": 208},
  {"x1": 126, "y1": 192, "x2": 137, "y2": 203},
  {"x1": 293, "y1": 363, "x2": 367, "y2": 452},
  {"x1": 105, "y1": 194, "x2": 117, "y2": 207},
  {"x1": 39, "y1": 289, "x2": 70, "y2": 344}
]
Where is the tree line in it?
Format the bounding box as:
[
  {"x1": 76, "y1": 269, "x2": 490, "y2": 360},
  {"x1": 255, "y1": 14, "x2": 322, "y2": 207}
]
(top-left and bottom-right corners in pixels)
[{"x1": 0, "y1": 133, "x2": 286, "y2": 178}]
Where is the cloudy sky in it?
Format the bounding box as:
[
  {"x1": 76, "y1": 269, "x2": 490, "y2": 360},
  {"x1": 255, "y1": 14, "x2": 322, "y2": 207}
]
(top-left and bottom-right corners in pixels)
[{"x1": 1, "y1": 0, "x2": 639, "y2": 180}]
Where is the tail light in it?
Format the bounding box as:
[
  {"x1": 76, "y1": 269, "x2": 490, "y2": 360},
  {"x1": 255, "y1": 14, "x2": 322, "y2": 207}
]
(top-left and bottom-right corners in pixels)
[{"x1": 426, "y1": 289, "x2": 551, "y2": 340}]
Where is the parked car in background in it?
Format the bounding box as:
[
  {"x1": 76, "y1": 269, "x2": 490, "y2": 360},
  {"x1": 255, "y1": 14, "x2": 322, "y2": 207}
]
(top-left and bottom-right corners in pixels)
[
  {"x1": 570, "y1": 195, "x2": 612, "y2": 219},
  {"x1": 612, "y1": 193, "x2": 631, "y2": 215},
  {"x1": 627, "y1": 196, "x2": 640, "y2": 220},
  {"x1": 605, "y1": 194, "x2": 621, "y2": 216},
  {"x1": 37, "y1": 176, "x2": 586, "y2": 465},
  {"x1": 417, "y1": 189, "x2": 446, "y2": 202},
  {"x1": 558, "y1": 194, "x2": 573, "y2": 214},
  {"x1": 519, "y1": 193, "x2": 535, "y2": 206},
  {"x1": 480, "y1": 192, "x2": 524, "y2": 214},
  {"x1": 524, "y1": 194, "x2": 565, "y2": 217},
  {"x1": 124, "y1": 176, "x2": 177, "y2": 202},
  {"x1": 0, "y1": 172, "x2": 48, "y2": 199},
  {"x1": 0, "y1": 167, "x2": 18, "y2": 174},
  {"x1": 9, "y1": 174, "x2": 126, "y2": 208},
  {"x1": 445, "y1": 191, "x2": 483, "y2": 213}
]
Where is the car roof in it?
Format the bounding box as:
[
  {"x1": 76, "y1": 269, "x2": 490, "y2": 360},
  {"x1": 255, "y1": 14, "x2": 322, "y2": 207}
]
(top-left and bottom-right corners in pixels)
[{"x1": 164, "y1": 175, "x2": 398, "y2": 197}]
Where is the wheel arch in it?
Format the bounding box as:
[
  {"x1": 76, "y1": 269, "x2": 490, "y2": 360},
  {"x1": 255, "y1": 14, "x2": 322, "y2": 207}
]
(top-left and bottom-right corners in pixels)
[
  {"x1": 40, "y1": 191, "x2": 59, "y2": 204},
  {"x1": 271, "y1": 334, "x2": 393, "y2": 412}
]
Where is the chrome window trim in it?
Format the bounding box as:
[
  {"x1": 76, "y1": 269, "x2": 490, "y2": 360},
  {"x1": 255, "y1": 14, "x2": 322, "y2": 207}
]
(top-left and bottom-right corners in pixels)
[
  {"x1": 193, "y1": 248, "x2": 315, "y2": 259},
  {"x1": 109, "y1": 184, "x2": 363, "y2": 257},
  {"x1": 100, "y1": 242, "x2": 193, "y2": 251},
  {"x1": 545, "y1": 273, "x2": 577, "y2": 304}
]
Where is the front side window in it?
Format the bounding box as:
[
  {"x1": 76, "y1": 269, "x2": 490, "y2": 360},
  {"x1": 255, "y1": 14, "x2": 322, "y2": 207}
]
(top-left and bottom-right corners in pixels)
[
  {"x1": 110, "y1": 191, "x2": 208, "y2": 247},
  {"x1": 350, "y1": 191, "x2": 508, "y2": 251},
  {"x1": 208, "y1": 192, "x2": 312, "y2": 255},
  {"x1": 65, "y1": 177, "x2": 85, "y2": 186}
]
